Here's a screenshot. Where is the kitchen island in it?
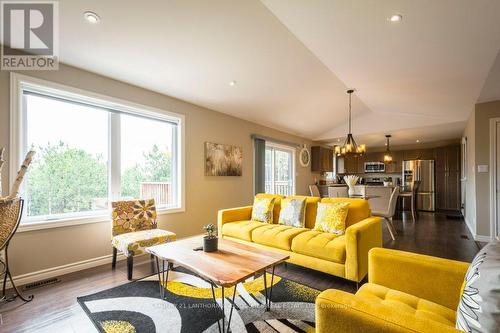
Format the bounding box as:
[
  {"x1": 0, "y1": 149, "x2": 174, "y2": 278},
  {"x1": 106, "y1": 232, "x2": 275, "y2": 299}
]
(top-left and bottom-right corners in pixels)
[{"x1": 320, "y1": 184, "x2": 395, "y2": 212}]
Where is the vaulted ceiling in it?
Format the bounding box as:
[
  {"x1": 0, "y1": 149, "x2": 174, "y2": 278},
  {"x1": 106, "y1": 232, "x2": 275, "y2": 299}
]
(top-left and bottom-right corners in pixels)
[{"x1": 53, "y1": 1, "x2": 500, "y2": 146}]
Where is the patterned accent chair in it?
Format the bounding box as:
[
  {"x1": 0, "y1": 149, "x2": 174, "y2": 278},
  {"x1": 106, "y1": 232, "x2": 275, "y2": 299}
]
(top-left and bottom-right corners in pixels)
[{"x1": 111, "y1": 199, "x2": 176, "y2": 280}]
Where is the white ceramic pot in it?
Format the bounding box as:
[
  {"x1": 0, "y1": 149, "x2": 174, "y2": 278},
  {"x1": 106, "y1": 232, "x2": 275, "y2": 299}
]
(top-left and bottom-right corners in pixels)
[{"x1": 348, "y1": 186, "x2": 355, "y2": 196}]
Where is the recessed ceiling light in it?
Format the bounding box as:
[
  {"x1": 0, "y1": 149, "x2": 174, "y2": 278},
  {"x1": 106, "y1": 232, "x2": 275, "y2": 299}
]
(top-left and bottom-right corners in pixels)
[
  {"x1": 229, "y1": 80, "x2": 237, "y2": 86},
  {"x1": 389, "y1": 14, "x2": 403, "y2": 22},
  {"x1": 84, "y1": 11, "x2": 100, "y2": 24}
]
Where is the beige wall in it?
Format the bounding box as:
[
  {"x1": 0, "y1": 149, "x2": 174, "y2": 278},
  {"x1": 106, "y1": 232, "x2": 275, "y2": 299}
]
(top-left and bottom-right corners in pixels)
[
  {"x1": 0, "y1": 65, "x2": 317, "y2": 276},
  {"x1": 473, "y1": 100, "x2": 500, "y2": 237},
  {"x1": 463, "y1": 112, "x2": 476, "y2": 235}
]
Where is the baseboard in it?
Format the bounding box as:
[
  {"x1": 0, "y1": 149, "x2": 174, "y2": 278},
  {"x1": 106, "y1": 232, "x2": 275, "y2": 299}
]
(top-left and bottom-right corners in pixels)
[
  {"x1": 474, "y1": 235, "x2": 493, "y2": 242},
  {"x1": 7, "y1": 252, "x2": 126, "y2": 289}
]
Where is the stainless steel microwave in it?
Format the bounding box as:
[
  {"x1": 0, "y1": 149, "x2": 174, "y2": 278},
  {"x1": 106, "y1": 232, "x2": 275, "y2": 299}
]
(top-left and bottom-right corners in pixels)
[{"x1": 364, "y1": 162, "x2": 385, "y2": 173}]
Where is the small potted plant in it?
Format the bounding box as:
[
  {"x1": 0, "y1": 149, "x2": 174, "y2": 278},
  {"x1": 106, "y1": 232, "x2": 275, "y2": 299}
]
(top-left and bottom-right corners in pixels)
[
  {"x1": 383, "y1": 177, "x2": 393, "y2": 187},
  {"x1": 203, "y1": 223, "x2": 218, "y2": 252}
]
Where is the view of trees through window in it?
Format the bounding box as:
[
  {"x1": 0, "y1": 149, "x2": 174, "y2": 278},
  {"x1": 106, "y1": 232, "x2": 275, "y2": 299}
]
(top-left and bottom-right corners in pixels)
[
  {"x1": 264, "y1": 144, "x2": 294, "y2": 196},
  {"x1": 23, "y1": 93, "x2": 176, "y2": 221}
]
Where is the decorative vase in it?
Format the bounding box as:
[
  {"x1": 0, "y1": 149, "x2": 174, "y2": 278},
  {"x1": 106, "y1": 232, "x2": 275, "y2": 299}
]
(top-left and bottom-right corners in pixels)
[
  {"x1": 348, "y1": 186, "x2": 355, "y2": 197},
  {"x1": 203, "y1": 236, "x2": 218, "y2": 252}
]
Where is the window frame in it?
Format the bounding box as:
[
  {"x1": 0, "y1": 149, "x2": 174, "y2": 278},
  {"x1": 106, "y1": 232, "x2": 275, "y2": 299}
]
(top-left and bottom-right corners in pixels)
[
  {"x1": 10, "y1": 73, "x2": 185, "y2": 232},
  {"x1": 264, "y1": 141, "x2": 296, "y2": 196}
]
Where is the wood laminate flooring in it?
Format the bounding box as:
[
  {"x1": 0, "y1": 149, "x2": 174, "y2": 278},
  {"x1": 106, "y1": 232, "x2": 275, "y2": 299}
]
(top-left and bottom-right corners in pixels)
[{"x1": 0, "y1": 211, "x2": 483, "y2": 332}]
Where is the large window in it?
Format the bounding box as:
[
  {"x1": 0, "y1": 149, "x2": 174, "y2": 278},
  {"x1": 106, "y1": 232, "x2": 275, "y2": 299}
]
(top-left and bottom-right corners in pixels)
[
  {"x1": 264, "y1": 143, "x2": 295, "y2": 196},
  {"x1": 11, "y1": 74, "x2": 184, "y2": 226}
]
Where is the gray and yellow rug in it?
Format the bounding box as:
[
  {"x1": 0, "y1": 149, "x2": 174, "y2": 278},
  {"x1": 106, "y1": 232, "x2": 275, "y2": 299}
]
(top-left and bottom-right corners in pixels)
[{"x1": 77, "y1": 267, "x2": 319, "y2": 333}]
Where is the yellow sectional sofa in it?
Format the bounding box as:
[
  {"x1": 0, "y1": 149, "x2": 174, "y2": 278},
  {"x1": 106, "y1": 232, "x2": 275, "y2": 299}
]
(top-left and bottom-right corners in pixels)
[
  {"x1": 217, "y1": 193, "x2": 382, "y2": 283},
  {"x1": 315, "y1": 248, "x2": 470, "y2": 332}
]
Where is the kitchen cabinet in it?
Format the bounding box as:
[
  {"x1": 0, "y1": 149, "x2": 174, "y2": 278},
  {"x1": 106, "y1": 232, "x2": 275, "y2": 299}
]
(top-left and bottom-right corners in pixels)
[
  {"x1": 356, "y1": 154, "x2": 366, "y2": 173},
  {"x1": 435, "y1": 145, "x2": 461, "y2": 210},
  {"x1": 311, "y1": 146, "x2": 333, "y2": 172},
  {"x1": 344, "y1": 156, "x2": 358, "y2": 174},
  {"x1": 385, "y1": 151, "x2": 403, "y2": 173},
  {"x1": 403, "y1": 148, "x2": 433, "y2": 160}
]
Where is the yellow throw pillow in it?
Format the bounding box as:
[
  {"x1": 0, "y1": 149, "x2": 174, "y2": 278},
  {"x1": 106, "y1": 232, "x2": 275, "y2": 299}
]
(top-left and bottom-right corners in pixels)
[
  {"x1": 314, "y1": 202, "x2": 350, "y2": 235},
  {"x1": 278, "y1": 198, "x2": 306, "y2": 228},
  {"x1": 251, "y1": 197, "x2": 275, "y2": 223}
]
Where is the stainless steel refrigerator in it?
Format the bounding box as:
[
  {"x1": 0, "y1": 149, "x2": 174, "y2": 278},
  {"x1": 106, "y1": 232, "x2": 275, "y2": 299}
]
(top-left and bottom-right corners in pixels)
[{"x1": 402, "y1": 160, "x2": 435, "y2": 211}]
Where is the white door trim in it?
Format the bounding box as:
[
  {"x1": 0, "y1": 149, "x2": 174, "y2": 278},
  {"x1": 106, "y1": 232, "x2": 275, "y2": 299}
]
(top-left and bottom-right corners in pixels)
[{"x1": 489, "y1": 118, "x2": 500, "y2": 239}]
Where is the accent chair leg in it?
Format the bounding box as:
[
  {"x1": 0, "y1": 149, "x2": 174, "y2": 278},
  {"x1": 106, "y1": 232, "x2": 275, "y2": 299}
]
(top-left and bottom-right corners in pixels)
[
  {"x1": 127, "y1": 255, "x2": 133, "y2": 280},
  {"x1": 112, "y1": 247, "x2": 117, "y2": 270},
  {"x1": 385, "y1": 217, "x2": 397, "y2": 240}
]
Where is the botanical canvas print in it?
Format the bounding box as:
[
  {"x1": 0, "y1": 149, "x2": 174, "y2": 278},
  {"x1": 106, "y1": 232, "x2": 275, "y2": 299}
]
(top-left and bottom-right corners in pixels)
[{"x1": 205, "y1": 142, "x2": 242, "y2": 176}]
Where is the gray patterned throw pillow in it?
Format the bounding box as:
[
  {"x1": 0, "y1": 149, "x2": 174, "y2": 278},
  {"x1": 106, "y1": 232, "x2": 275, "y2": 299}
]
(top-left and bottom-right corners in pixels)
[
  {"x1": 278, "y1": 198, "x2": 306, "y2": 228},
  {"x1": 456, "y1": 240, "x2": 500, "y2": 332}
]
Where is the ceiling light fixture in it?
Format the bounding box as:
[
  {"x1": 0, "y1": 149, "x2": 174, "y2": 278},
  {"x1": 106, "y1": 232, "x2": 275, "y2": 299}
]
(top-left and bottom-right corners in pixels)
[
  {"x1": 335, "y1": 89, "x2": 366, "y2": 157},
  {"x1": 229, "y1": 80, "x2": 237, "y2": 86},
  {"x1": 389, "y1": 14, "x2": 403, "y2": 22},
  {"x1": 416, "y1": 139, "x2": 420, "y2": 143},
  {"x1": 384, "y1": 135, "x2": 393, "y2": 164},
  {"x1": 84, "y1": 11, "x2": 100, "y2": 24}
]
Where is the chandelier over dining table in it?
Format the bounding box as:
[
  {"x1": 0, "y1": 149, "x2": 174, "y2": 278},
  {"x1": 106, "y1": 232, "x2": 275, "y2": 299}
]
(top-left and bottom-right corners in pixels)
[{"x1": 335, "y1": 89, "x2": 366, "y2": 157}]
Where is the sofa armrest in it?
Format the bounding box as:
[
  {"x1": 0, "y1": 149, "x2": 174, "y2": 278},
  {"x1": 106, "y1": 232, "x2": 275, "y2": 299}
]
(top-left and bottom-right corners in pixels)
[
  {"x1": 344, "y1": 217, "x2": 383, "y2": 282},
  {"x1": 316, "y1": 289, "x2": 459, "y2": 333},
  {"x1": 217, "y1": 206, "x2": 253, "y2": 236},
  {"x1": 368, "y1": 248, "x2": 469, "y2": 309}
]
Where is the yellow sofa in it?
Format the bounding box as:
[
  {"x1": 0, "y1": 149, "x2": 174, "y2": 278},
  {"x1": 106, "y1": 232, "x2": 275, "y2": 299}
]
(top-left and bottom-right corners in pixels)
[
  {"x1": 316, "y1": 248, "x2": 470, "y2": 332},
  {"x1": 217, "y1": 193, "x2": 382, "y2": 283}
]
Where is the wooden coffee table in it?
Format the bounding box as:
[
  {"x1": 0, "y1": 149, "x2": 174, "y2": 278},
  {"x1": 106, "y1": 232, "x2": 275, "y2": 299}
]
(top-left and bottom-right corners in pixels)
[{"x1": 146, "y1": 236, "x2": 289, "y2": 333}]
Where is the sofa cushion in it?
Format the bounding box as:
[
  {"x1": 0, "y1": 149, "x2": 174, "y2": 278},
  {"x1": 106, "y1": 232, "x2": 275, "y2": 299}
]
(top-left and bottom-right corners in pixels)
[
  {"x1": 251, "y1": 224, "x2": 308, "y2": 251},
  {"x1": 251, "y1": 197, "x2": 275, "y2": 223},
  {"x1": 357, "y1": 283, "x2": 456, "y2": 327},
  {"x1": 222, "y1": 220, "x2": 267, "y2": 241},
  {"x1": 278, "y1": 197, "x2": 307, "y2": 227},
  {"x1": 291, "y1": 230, "x2": 346, "y2": 263},
  {"x1": 320, "y1": 198, "x2": 371, "y2": 227},
  {"x1": 456, "y1": 240, "x2": 500, "y2": 332},
  {"x1": 285, "y1": 195, "x2": 320, "y2": 229},
  {"x1": 255, "y1": 193, "x2": 284, "y2": 224},
  {"x1": 314, "y1": 202, "x2": 350, "y2": 235}
]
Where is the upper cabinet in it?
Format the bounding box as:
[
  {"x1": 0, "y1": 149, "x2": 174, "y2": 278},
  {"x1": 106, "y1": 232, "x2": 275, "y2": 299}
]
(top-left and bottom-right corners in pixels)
[
  {"x1": 403, "y1": 149, "x2": 434, "y2": 160},
  {"x1": 311, "y1": 146, "x2": 333, "y2": 172}
]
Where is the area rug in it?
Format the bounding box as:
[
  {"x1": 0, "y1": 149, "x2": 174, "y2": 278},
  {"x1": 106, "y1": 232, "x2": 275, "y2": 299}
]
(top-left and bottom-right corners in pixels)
[{"x1": 77, "y1": 267, "x2": 319, "y2": 333}]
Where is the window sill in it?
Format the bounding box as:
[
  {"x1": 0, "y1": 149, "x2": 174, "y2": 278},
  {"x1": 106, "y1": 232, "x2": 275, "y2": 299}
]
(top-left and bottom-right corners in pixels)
[{"x1": 17, "y1": 206, "x2": 185, "y2": 233}]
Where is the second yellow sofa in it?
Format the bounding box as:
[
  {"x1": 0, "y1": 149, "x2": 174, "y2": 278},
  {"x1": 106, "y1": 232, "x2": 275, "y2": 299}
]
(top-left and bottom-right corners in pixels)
[{"x1": 217, "y1": 193, "x2": 382, "y2": 283}]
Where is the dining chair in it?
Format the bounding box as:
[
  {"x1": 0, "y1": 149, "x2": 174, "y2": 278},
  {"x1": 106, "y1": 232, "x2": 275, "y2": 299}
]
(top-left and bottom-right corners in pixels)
[
  {"x1": 399, "y1": 181, "x2": 421, "y2": 222},
  {"x1": 309, "y1": 184, "x2": 321, "y2": 197},
  {"x1": 111, "y1": 198, "x2": 176, "y2": 280},
  {"x1": 372, "y1": 186, "x2": 400, "y2": 240}
]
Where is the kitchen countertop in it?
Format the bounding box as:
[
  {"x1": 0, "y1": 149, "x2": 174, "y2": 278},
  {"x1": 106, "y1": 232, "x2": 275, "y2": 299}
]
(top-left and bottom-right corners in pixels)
[{"x1": 319, "y1": 184, "x2": 395, "y2": 187}]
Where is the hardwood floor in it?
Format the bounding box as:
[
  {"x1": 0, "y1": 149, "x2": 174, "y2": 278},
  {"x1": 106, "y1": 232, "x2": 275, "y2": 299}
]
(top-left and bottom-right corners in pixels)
[{"x1": 0, "y1": 211, "x2": 482, "y2": 333}]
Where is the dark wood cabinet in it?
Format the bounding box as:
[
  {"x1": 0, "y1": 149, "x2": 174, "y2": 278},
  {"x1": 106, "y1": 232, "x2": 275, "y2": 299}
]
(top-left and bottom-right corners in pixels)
[
  {"x1": 311, "y1": 146, "x2": 333, "y2": 172},
  {"x1": 385, "y1": 151, "x2": 403, "y2": 173},
  {"x1": 344, "y1": 156, "x2": 357, "y2": 174},
  {"x1": 434, "y1": 145, "x2": 461, "y2": 210},
  {"x1": 404, "y1": 148, "x2": 434, "y2": 160}
]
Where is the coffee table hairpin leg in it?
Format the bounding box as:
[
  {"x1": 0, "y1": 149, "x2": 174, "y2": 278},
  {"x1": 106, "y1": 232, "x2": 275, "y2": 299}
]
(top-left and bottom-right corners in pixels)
[
  {"x1": 210, "y1": 283, "x2": 237, "y2": 333},
  {"x1": 155, "y1": 257, "x2": 170, "y2": 300},
  {"x1": 263, "y1": 265, "x2": 276, "y2": 311}
]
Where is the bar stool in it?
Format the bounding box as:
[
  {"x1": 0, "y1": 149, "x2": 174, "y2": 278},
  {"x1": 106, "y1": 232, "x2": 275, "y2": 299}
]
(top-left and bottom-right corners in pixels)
[{"x1": 399, "y1": 181, "x2": 421, "y2": 222}]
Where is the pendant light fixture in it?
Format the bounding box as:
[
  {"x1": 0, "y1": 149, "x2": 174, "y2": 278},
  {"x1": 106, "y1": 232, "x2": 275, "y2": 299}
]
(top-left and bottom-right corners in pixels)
[
  {"x1": 384, "y1": 134, "x2": 393, "y2": 164},
  {"x1": 335, "y1": 89, "x2": 366, "y2": 157}
]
